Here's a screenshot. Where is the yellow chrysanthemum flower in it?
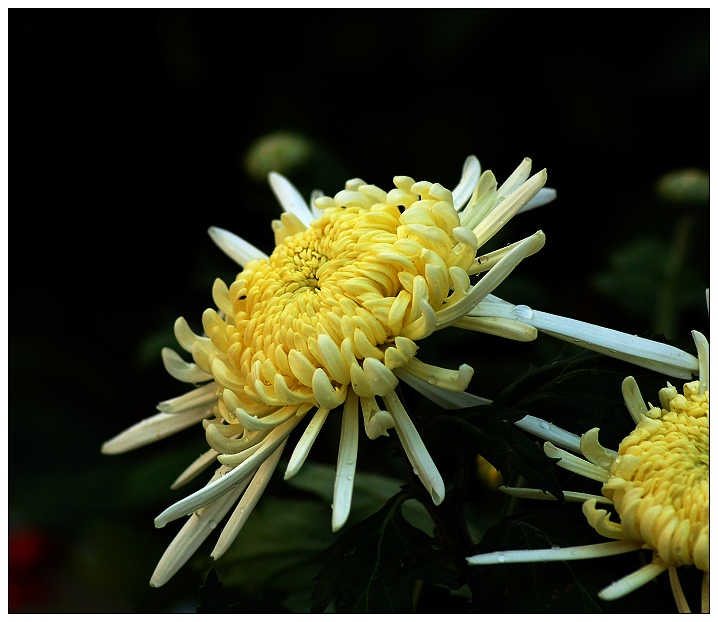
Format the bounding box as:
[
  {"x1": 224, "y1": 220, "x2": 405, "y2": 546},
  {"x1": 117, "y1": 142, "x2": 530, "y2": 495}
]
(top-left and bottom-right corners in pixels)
[
  {"x1": 468, "y1": 331, "x2": 709, "y2": 613},
  {"x1": 103, "y1": 155, "x2": 700, "y2": 588}
]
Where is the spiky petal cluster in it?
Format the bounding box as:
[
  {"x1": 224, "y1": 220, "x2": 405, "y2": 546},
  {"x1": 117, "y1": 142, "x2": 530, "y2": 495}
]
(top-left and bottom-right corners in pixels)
[
  {"x1": 104, "y1": 156, "x2": 556, "y2": 586},
  {"x1": 468, "y1": 331, "x2": 709, "y2": 613}
]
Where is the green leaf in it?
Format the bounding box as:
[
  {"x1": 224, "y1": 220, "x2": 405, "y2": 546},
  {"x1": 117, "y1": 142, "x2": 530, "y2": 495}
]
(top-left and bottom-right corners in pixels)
[{"x1": 310, "y1": 490, "x2": 448, "y2": 613}]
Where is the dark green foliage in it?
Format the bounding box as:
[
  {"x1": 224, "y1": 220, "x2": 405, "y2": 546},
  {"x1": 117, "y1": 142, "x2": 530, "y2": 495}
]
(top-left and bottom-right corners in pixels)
[{"x1": 310, "y1": 490, "x2": 456, "y2": 613}]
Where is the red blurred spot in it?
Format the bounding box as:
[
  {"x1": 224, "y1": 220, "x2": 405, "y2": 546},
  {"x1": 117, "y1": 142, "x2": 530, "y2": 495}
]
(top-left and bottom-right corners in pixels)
[{"x1": 8, "y1": 528, "x2": 54, "y2": 612}]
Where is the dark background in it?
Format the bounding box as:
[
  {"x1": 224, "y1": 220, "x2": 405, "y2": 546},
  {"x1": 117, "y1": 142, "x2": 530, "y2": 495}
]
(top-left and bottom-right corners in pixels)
[{"x1": 10, "y1": 8, "x2": 709, "y2": 613}]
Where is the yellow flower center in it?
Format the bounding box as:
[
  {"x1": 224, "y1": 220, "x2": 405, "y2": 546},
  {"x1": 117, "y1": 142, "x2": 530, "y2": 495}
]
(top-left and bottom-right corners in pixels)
[
  {"x1": 602, "y1": 381, "x2": 709, "y2": 571},
  {"x1": 196, "y1": 176, "x2": 479, "y2": 420}
]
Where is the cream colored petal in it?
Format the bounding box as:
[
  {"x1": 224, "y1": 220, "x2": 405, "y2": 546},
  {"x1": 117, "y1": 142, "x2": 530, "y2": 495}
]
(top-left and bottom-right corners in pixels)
[
  {"x1": 668, "y1": 567, "x2": 691, "y2": 613},
  {"x1": 473, "y1": 169, "x2": 547, "y2": 248},
  {"x1": 383, "y1": 390, "x2": 445, "y2": 505},
  {"x1": 598, "y1": 562, "x2": 668, "y2": 601},
  {"x1": 208, "y1": 226, "x2": 268, "y2": 267},
  {"x1": 511, "y1": 306, "x2": 699, "y2": 380},
  {"x1": 332, "y1": 391, "x2": 359, "y2": 532},
  {"x1": 284, "y1": 407, "x2": 330, "y2": 480},
  {"x1": 268, "y1": 171, "x2": 314, "y2": 226},
  {"x1": 451, "y1": 155, "x2": 482, "y2": 211},
  {"x1": 500, "y1": 486, "x2": 612, "y2": 504},
  {"x1": 452, "y1": 316, "x2": 538, "y2": 342},
  {"x1": 150, "y1": 467, "x2": 250, "y2": 587},
  {"x1": 211, "y1": 439, "x2": 288, "y2": 560},
  {"x1": 394, "y1": 368, "x2": 491, "y2": 409},
  {"x1": 154, "y1": 416, "x2": 301, "y2": 528},
  {"x1": 692, "y1": 330, "x2": 709, "y2": 392},
  {"x1": 514, "y1": 416, "x2": 582, "y2": 453},
  {"x1": 171, "y1": 448, "x2": 220, "y2": 490},
  {"x1": 161, "y1": 348, "x2": 214, "y2": 383},
  {"x1": 621, "y1": 376, "x2": 649, "y2": 425},
  {"x1": 102, "y1": 408, "x2": 210, "y2": 455},
  {"x1": 544, "y1": 442, "x2": 610, "y2": 482},
  {"x1": 518, "y1": 186, "x2": 557, "y2": 213},
  {"x1": 157, "y1": 383, "x2": 218, "y2": 413},
  {"x1": 436, "y1": 231, "x2": 545, "y2": 329},
  {"x1": 467, "y1": 540, "x2": 642, "y2": 566}
]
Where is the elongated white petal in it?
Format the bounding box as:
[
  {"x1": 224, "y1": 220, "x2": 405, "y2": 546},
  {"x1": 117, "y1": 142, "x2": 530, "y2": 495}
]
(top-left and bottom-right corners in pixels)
[
  {"x1": 499, "y1": 486, "x2": 612, "y2": 504},
  {"x1": 621, "y1": 376, "x2": 648, "y2": 425},
  {"x1": 309, "y1": 189, "x2": 324, "y2": 219},
  {"x1": 268, "y1": 171, "x2": 314, "y2": 226},
  {"x1": 452, "y1": 155, "x2": 482, "y2": 211},
  {"x1": 692, "y1": 330, "x2": 709, "y2": 392},
  {"x1": 332, "y1": 391, "x2": 359, "y2": 532},
  {"x1": 102, "y1": 409, "x2": 210, "y2": 455},
  {"x1": 394, "y1": 368, "x2": 491, "y2": 408},
  {"x1": 171, "y1": 448, "x2": 219, "y2": 490},
  {"x1": 211, "y1": 439, "x2": 287, "y2": 560},
  {"x1": 518, "y1": 186, "x2": 557, "y2": 213},
  {"x1": 383, "y1": 390, "x2": 445, "y2": 505},
  {"x1": 515, "y1": 416, "x2": 582, "y2": 454},
  {"x1": 452, "y1": 316, "x2": 538, "y2": 342},
  {"x1": 284, "y1": 407, "x2": 330, "y2": 480},
  {"x1": 157, "y1": 383, "x2": 217, "y2": 413},
  {"x1": 598, "y1": 562, "x2": 668, "y2": 601},
  {"x1": 510, "y1": 306, "x2": 699, "y2": 380},
  {"x1": 467, "y1": 540, "x2": 642, "y2": 565},
  {"x1": 473, "y1": 169, "x2": 547, "y2": 248},
  {"x1": 154, "y1": 417, "x2": 301, "y2": 528},
  {"x1": 544, "y1": 442, "x2": 610, "y2": 482},
  {"x1": 436, "y1": 231, "x2": 545, "y2": 329},
  {"x1": 208, "y1": 226, "x2": 269, "y2": 267},
  {"x1": 150, "y1": 468, "x2": 250, "y2": 587},
  {"x1": 161, "y1": 348, "x2": 213, "y2": 383},
  {"x1": 668, "y1": 567, "x2": 691, "y2": 613}
]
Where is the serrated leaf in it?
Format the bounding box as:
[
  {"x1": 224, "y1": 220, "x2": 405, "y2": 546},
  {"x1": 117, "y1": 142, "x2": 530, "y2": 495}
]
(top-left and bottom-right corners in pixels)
[{"x1": 310, "y1": 490, "x2": 446, "y2": 613}]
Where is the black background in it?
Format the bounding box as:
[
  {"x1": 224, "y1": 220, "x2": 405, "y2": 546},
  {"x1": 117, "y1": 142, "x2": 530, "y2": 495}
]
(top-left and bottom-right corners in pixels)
[{"x1": 10, "y1": 8, "x2": 709, "y2": 613}]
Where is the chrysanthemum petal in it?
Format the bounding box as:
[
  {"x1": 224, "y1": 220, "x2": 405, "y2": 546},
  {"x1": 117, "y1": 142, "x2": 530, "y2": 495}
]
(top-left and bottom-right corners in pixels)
[
  {"x1": 208, "y1": 226, "x2": 269, "y2": 267},
  {"x1": 383, "y1": 390, "x2": 445, "y2": 505},
  {"x1": 102, "y1": 409, "x2": 211, "y2": 455},
  {"x1": 394, "y1": 368, "x2": 491, "y2": 408},
  {"x1": 284, "y1": 407, "x2": 330, "y2": 480},
  {"x1": 598, "y1": 562, "x2": 668, "y2": 601},
  {"x1": 161, "y1": 348, "x2": 214, "y2": 383},
  {"x1": 451, "y1": 155, "x2": 482, "y2": 211},
  {"x1": 544, "y1": 442, "x2": 610, "y2": 482},
  {"x1": 171, "y1": 448, "x2": 219, "y2": 490},
  {"x1": 467, "y1": 540, "x2": 642, "y2": 566},
  {"x1": 436, "y1": 231, "x2": 545, "y2": 329},
  {"x1": 452, "y1": 316, "x2": 538, "y2": 342},
  {"x1": 332, "y1": 391, "x2": 359, "y2": 532},
  {"x1": 500, "y1": 486, "x2": 612, "y2": 504},
  {"x1": 150, "y1": 467, "x2": 250, "y2": 587},
  {"x1": 157, "y1": 383, "x2": 217, "y2": 413},
  {"x1": 510, "y1": 307, "x2": 700, "y2": 379},
  {"x1": 268, "y1": 171, "x2": 314, "y2": 226},
  {"x1": 211, "y1": 439, "x2": 287, "y2": 560},
  {"x1": 154, "y1": 417, "x2": 301, "y2": 528},
  {"x1": 515, "y1": 416, "x2": 582, "y2": 453},
  {"x1": 518, "y1": 186, "x2": 557, "y2": 213},
  {"x1": 621, "y1": 376, "x2": 649, "y2": 425},
  {"x1": 473, "y1": 169, "x2": 547, "y2": 248},
  {"x1": 692, "y1": 330, "x2": 709, "y2": 392}
]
